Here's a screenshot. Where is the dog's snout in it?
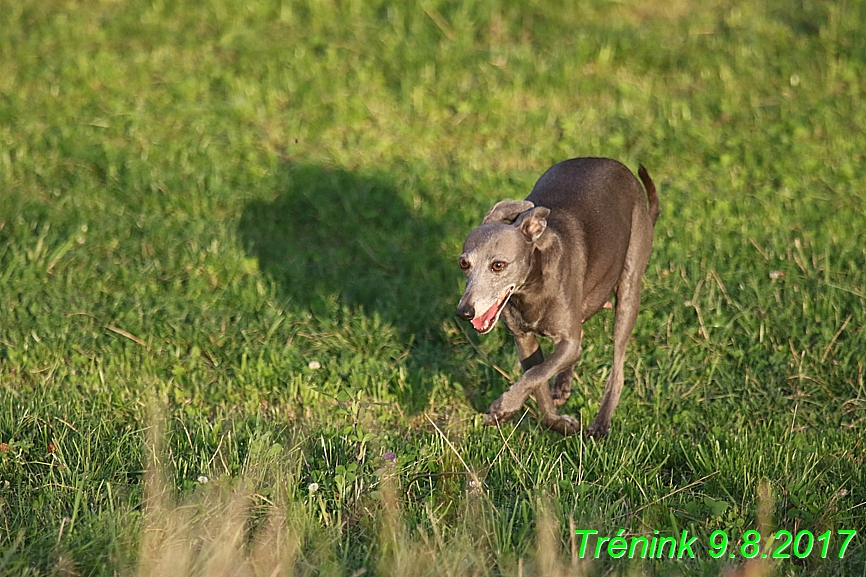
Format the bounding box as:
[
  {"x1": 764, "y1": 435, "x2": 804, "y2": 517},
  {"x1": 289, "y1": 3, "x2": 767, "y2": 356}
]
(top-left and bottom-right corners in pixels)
[{"x1": 456, "y1": 304, "x2": 475, "y2": 321}]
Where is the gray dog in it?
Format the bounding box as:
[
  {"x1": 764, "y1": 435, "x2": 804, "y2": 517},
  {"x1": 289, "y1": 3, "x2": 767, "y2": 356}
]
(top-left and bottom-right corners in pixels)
[{"x1": 456, "y1": 157, "x2": 659, "y2": 437}]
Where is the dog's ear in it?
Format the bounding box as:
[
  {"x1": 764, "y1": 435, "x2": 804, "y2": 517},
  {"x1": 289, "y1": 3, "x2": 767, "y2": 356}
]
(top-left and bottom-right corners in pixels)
[
  {"x1": 482, "y1": 200, "x2": 535, "y2": 224},
  {"x1": 515, "y1": 206, "x2": 550, "y2": 242}
]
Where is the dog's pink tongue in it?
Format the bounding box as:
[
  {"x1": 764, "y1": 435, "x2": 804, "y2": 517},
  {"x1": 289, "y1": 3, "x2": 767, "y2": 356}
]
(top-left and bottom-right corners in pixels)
[{"x1": 471, "y1": 302, "x2": 499, "y2": 331}]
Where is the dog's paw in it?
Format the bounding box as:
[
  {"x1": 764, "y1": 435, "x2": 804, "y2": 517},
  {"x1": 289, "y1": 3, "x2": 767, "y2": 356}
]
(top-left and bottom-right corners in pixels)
[
  {"x1": 585, "y1": 420, "x2": 610, "y2": 439},
  {"x1": 482, "y1": 413, "x2": 501, "y2": 427},
  {"x1": 551, "y1": 373, "x2": 572, "y2": 407},
  {"x1": 557, "y1": 414, "x2": 581, "y2": 436},
  {"x1": 483, "y1": 409, "x2": 519, "y2": 427},
  {"x1": 550, "y1": 385, "x2": 571, "y2": 407},
  {"x1": 482, "y1": 397, "x2": 521, "y2": 426}
]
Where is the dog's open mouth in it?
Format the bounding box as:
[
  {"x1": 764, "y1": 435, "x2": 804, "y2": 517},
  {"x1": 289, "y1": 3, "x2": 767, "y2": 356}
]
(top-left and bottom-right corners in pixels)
[{"x1": 471, "y1": 285, "x2": 514, "y2": 334}]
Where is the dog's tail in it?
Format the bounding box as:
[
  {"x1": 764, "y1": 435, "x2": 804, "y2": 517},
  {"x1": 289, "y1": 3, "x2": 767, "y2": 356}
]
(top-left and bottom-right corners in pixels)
[{"x1": 638, "y1": 164, "x2": 660, "y2": 226}]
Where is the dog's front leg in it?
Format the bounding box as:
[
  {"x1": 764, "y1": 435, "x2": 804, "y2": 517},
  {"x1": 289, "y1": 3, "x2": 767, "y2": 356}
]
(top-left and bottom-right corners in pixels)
[
  {"x1": 513, "y1": 332, "x2": 544, "y2": 371},
  {"x1": 483, "y1": 337, "x2": 581, "y2": 428}
]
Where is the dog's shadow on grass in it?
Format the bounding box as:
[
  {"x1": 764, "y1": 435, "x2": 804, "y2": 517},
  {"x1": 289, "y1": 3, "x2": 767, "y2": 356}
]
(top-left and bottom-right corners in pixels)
[{"x1": 238, "y1": 163, "x2": 476, "y2": 412}]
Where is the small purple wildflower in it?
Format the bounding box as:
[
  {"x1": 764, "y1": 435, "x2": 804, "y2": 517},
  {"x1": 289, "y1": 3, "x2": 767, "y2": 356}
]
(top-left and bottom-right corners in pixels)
[{"x1": 383, "y1": 451, "x2": 396, "y2": 466}]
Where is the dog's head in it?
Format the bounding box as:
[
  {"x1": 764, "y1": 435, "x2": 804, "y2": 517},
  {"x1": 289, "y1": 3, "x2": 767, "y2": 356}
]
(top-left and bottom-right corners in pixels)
[{"x1": 456, "y1": 200, "x2": 550, "y2": 334}]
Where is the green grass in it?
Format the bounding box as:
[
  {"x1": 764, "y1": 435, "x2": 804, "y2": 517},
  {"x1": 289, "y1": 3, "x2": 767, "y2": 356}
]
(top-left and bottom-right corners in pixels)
[{"x1": 1, "y1": 0, "x2": 865, "y2": 574}]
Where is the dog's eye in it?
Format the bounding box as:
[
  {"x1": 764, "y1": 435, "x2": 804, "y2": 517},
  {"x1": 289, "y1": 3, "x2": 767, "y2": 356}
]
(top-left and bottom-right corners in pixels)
[
  {"x1": 459, "y1": 257, "x2": 470, "y2": 270},
  {"x1": 491, "y1": 261, "x2": 507, "y2": 272}
]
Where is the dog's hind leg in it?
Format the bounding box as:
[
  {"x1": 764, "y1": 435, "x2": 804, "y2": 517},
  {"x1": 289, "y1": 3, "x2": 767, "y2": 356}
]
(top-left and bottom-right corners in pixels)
[
  {"x1": 586, "y1": 291, "x2": 637, "y2": 437},
  {"x1": 550, "y1": 367, "x2": 573, "y2": 407},
  {"x1": 586, "y1": 233, "x2": 652, "y2": 438}
]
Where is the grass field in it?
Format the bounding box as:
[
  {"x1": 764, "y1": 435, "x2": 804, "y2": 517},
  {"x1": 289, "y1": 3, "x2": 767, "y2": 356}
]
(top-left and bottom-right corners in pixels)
[{"x1": 1, "y1": 0, "x2": 865, "y2": 574}]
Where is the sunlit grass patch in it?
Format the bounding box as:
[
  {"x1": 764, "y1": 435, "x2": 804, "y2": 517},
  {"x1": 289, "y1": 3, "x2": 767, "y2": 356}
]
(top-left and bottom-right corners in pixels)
[{"x1": 1, "y1": 0, "x2": 865, "y2": 574}]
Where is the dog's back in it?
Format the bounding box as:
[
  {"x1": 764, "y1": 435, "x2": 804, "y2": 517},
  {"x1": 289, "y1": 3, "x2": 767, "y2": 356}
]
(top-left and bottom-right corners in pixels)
[{"x1": 526, "y1": 157, "x2": 657, "y2": 317}]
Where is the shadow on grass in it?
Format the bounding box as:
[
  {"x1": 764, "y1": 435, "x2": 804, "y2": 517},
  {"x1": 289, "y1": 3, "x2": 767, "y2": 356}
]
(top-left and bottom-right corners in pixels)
[
  {"x1": 239, "y1": 163, "x2": 452, "y2": 334},
  {"x1": 238, "y1": 163, "x2": 476, "y2": 412}
]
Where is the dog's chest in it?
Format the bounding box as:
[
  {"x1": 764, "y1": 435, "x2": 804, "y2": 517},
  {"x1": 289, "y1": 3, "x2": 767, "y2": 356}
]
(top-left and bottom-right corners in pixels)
[{"x1": 502, "y1": 298, "x2": 554, "y2": 337}]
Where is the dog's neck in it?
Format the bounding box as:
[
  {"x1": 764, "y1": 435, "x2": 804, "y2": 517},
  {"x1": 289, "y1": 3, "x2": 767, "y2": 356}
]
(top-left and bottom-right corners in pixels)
[{"x1": 519, "y1": 231, "x2": 562, "y2": 293}]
